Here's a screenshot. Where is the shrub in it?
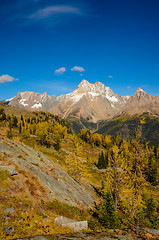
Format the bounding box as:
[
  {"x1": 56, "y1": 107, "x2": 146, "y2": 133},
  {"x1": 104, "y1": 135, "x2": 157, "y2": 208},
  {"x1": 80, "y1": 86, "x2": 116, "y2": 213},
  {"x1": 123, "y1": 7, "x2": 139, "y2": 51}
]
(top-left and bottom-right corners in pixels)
[{"x1": 46, "y1": 200, "x2": 85, "y2": 220}]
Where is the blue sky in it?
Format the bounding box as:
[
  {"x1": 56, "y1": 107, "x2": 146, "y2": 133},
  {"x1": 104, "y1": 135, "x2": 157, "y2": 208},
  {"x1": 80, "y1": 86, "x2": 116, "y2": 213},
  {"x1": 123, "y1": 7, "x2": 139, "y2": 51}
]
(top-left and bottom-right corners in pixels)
[{"x1": 0, "y1": 0, "x2": 159, "y2": 100}]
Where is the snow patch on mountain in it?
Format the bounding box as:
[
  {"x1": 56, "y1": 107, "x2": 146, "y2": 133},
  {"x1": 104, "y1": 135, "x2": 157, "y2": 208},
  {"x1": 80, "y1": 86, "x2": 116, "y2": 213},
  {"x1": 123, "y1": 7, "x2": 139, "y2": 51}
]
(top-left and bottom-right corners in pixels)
[
  {"x1": 106, "y1": 95, "x2": 118, "y2": 102},
  {"x1": 6, "y1": 97, "x2": 14, "y2": 102},
  {"x1": 31, "y1": 103, "x2": 42, "y2": 108},
  {"x1": 88, "y1": 92, "x2": 100, "y2": 97},
  {"x1": 19, "y1": 99, "x2": 28, "y2": 106},
  {"x1": 70, "y1": 94, "x2": 85, "y2": 103}
]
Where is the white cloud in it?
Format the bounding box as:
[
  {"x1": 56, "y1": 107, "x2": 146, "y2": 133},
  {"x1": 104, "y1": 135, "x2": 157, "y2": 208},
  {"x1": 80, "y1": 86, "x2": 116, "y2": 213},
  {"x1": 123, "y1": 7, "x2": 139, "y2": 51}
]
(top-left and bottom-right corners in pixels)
[
  {"x1": 28, "y1": 5, "x2": 81, "y2": 19},
  {"x1": 55, "y1": 67, "x2": 66, "y2": 74},
  {"x1": 108, "y1": 75, "x2": 113, "y2": 78},
  {"x1": 0, "y1": 75, "x2": 18, "y2": 83},
  {"x1": 71, "y1": 66, "x2": 85, "y2": 72}
]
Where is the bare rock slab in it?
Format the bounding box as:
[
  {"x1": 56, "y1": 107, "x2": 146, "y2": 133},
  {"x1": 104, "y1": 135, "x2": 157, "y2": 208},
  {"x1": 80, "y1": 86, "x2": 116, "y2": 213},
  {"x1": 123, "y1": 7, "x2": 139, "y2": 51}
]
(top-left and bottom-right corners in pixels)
[{"x1": 55, "y1": 216, "x2": 88, "y2": 231}]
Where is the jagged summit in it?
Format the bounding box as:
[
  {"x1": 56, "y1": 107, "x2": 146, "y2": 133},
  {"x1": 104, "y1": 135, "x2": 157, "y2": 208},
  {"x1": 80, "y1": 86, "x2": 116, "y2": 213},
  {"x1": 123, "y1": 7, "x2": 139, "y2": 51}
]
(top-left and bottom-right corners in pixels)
[
  {"x1": 74, "y1": 80, "x2": 115, "y2": 100},
  {"x1": 135, "y1": 87, "x2": 146, "y2": 94},
  {"x1": 78, "y1": 79, "x2": 91, "y2": 86},
  {"x1": 77, "y1": 79, "x2": 94, "y2": 92},
  {"x1": 136, "y1": 87, "x2": 144, "y2": 92},
  {"x1": 120, "y1": 86, "x2": 159, "y2": 116},
  {"x1": 3, "y1": 79, "x2": 159, "y2": 123},
  {"x1": 4, "y1": 79, "x2": 126, "y2": 122}
]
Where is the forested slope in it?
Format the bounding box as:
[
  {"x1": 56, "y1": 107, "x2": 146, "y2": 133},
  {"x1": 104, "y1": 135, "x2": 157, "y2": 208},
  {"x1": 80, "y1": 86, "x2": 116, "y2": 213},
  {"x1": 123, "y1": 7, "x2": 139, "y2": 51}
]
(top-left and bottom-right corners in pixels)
[{"x1": 0, "y1": 105, "x2": 158, "y2": 239}]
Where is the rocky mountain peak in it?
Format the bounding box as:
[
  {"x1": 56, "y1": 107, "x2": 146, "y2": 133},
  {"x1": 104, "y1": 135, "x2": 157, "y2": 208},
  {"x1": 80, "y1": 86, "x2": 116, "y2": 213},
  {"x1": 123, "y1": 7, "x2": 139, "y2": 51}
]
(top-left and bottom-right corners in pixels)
[
  {"x1": 76, "y1": 80, "x2": 112, "y2": 96},
  {"x1": 119, "y1": 86, "x2": 159, "y2": 116},
  {"x1": 42, "y1": 92, "x2": 48, "y2": 96},
  {"x1": 135, "y1": 87, "x2": 146, "y2": 95},
  {"x1": 77, "y1": 79, "x2": 93, "y2": 91}
]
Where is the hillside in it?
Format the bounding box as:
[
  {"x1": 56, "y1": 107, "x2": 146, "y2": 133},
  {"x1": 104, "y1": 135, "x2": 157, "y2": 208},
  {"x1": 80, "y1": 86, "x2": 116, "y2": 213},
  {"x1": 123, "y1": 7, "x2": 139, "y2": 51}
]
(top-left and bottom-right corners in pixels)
[
  {"x1": 0, "y1": 104, "x2": 159, "y2": 239},
  {"x1": 97, "y1": 113, "x2": 159, "y2": 146}
]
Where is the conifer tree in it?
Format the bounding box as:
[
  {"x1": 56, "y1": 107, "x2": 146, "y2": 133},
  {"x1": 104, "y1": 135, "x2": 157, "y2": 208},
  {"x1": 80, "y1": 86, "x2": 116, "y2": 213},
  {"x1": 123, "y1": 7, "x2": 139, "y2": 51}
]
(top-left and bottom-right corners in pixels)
[
  {"x1": 126, "y1": 120, "x2": 148, "y2": 233},
  {"x1": 98, "y1": 190, "x2": 120, "y2": 228},
  {"x1": 102, "y1": 145, "x2": 125, "y2": 210},
  {"x1": 19, "y1": 122, "x2": 22, "y2": 133},
  {"x1": 97, "y1": 151, "x2": 109, "y2": 169}
]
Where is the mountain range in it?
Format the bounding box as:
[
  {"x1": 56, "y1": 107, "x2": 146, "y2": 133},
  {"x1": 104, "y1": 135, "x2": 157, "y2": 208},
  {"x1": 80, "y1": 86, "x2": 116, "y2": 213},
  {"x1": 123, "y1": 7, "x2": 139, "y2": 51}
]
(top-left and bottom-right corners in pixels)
[{"x1": 3, "y1": 80, "x2": 159, "y2": 124}]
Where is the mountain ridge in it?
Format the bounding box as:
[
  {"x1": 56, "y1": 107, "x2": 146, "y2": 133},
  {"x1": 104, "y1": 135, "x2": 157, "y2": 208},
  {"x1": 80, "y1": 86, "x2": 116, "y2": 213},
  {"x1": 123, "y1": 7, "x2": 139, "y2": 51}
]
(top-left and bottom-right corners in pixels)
[{"x1": 3, "y1": 79, "x2": 159, "y2": 123}]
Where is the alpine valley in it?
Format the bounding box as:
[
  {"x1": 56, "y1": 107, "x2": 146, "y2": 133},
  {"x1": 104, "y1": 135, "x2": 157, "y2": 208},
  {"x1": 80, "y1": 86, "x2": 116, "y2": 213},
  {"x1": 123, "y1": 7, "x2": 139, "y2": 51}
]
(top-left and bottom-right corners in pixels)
[
  {"x1": 0, "y1": 80, "x2": 159, "y2": 239},
  {"x1": 3, "y1": 79, "x2": 159, "y2": 145}
]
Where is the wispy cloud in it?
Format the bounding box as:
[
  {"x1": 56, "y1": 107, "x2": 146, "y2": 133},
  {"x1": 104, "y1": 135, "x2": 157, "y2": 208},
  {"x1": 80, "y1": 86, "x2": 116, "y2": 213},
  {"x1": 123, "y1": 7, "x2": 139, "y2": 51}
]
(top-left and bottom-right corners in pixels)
[
  {"x1": 71, "y1": 66, "x2": 85, "y2": 72},
  {"x1": 0, "y1": 75, "x2": 18, "y2": 83},
  {"x1": 1, "y1": 1, "x2": 86, "y2": 27},
  {"x1": 55, "y1": 67, "x2": 66, "y2": 74},
  {"x1": 28, "y1": 5, "x2": 81, "y2": 20},
  {"x1": 108, "y1": 75, "x2": 113, "y2": 78}
]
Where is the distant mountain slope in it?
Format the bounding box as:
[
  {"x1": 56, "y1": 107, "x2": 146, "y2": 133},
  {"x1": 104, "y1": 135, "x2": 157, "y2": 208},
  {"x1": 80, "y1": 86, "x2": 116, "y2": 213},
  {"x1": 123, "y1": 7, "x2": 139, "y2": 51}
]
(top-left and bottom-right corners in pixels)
[
  {"x1": 3, "y1": 80, "x2": 159, "y2": 127},
  {"x1": 4, "y1": 91, "x2": 58, "y2": 112},
  {"x1": 97, "y1": 113, "x2": 159, "y2": 146},
  {"x1": 51, "y1": 80, "x2": 126, "y2": 122},
  {"x1": 119, "y1": 88, "x2": 159, "y2": 116},
  {"x1": 3, "y1": 80, "x2": 127, "y2": 122}
]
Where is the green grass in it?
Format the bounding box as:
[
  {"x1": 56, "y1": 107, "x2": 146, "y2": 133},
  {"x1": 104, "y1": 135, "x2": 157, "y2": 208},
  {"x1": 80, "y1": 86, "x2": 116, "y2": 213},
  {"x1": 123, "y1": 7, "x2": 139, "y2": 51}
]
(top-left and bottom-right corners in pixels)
[
  {"x1": 0, "y1": 170, "x2": 9, "y2": 187},
  {"x1": 46, "y1": 199, "x2": 87, "y2": 220}
]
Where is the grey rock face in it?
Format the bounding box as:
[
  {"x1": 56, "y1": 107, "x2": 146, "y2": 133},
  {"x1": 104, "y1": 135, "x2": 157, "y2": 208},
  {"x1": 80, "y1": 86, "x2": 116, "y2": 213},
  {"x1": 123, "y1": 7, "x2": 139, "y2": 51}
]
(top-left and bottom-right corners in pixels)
[
  {"x1": 5, "y1": 207, "x2": 15, "y2": 214},
  {"x1": 6, "y1": 226, "x2": 14, "y2": 235},
  {"x1": 0, "y1": 165, "x2": 17, "y2": 176},
  {"x1": 55, "y1": 216, "x2": 88, "y2": 231},
  {"x1": 0, "y1": 137, "x2": 94, "y2": 208}
]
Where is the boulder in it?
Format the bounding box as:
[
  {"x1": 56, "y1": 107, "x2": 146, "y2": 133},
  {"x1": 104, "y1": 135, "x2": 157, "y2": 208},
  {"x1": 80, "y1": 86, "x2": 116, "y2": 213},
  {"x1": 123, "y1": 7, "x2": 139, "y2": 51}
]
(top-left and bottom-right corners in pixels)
[
  {"x1": 55, "y1": 216, "x2": 88, "y2": 231},
  {"x1": 5, "y1": 207, "x2": 15, "y2": 214},
  {"x1": 6, "y1": 226, "x2": 14, "y2": 235},
  {"x1": 0, "y1": 165, "x2": 17, "y2": 176}
]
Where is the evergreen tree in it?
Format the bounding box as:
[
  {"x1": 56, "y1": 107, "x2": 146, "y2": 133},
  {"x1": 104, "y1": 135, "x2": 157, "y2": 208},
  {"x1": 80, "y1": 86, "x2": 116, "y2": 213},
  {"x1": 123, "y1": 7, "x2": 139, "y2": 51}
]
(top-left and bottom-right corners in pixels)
[
  {"x1": 97, "y1": 151, "x2": 109, "y2": 169},
  {"x1": 143, "y1": 195, "x2": 157, "y2": 228},
  {"x1": 53, "y1": 134, "x2": 61, "y2": 151},
  {"x1": 19, "y1": 122, "x2": 22, "y2": 133},
  {"x1": 99, "y1": 190, "x2": 120, "y2": 228},
  {"x1": 97, "y1": 151, "x2": 105, "y2": 169},
  {"x1": 102, "y1": 145, "x2": 125, "y2": 210},
  {"x1": 12, "y1": 115, "x2": 18, "y2": 127},
  {"x1": 126, "y1": 120, "x2": 148, "y2": 233},
  {"x1": 105, "y1": 152, "x2": 109, "y2": 167},
  {"x1": 146, "y1": 155, "x2": 157, "y2": 185},
  {"x1": 0, "y1": 108, "x2": 6, "y2": 120}
]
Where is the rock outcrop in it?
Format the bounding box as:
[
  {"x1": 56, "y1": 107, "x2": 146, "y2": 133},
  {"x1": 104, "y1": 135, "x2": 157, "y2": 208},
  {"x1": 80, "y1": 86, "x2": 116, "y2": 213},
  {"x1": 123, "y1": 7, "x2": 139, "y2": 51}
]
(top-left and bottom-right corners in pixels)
[{"x1": 0, "y1": 137, "x2": 94, "y2": 208}]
